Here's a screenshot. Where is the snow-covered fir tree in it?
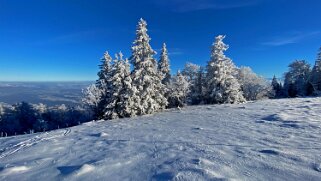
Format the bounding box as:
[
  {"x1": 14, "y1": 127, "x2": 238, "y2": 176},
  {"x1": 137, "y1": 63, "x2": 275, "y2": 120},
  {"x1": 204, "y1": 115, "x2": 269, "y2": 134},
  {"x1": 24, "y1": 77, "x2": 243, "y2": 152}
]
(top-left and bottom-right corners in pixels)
[
  {"x1": 158, "y1": 43, "x2": 171, "y2": 85},
  {"x1": 283, "y1": 60, "x2": 311, "y2": 97},
  {"x1": 117, "y1": 58, "x2": 135, "y2": 117},
  {"x1": 104, "y1": 52, "x2": 135, "y2": 119},
  {"x1": 271, "y1": 75, "x2": 280, "y2": 91},
  {"x1": 271, "y1": 75, "x2": 282, "y2": 98},
  {"x1": 158, "y1": 43, "x2": 171, "y2": 106},
  {"x1": 206, "y1": 35, "x2": 245, "y2": 104},
  {"x1": 193, "y1": 66, "x2": 206, "y2": 104},
  {"x1": 82, "y1": 84, "x2": 102, "y2": 118},
  {"x1": 57, "y1": 104, "x2": 68, "y2": 112},
  {"x1": 168, "y1": 71, "x2": 190, "y2": 108},
  {"x1": 95, "y1": 51, "x2": 114, "y2": 119},
  {"x1": 33, "y1": 103, "x2": 47, "y2": 114},
  {"x1": 309, "y1": 47, "x2": 321, "y2": 94},
  {"x1": 0, "y1": 104, "x2": 4, "y2": 119},
  {"x1": 130, "y1": 18, "x2": 168, "y2": 115}
]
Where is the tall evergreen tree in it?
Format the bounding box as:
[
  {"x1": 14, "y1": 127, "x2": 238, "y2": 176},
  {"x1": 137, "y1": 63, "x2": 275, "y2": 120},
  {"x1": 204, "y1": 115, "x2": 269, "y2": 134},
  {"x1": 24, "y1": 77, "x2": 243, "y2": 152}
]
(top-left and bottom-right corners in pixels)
[
  {"x1": 158, "y1": 43, "x2": 171, "y2": 85},
  {"x1": 118, "y1": 58, "x2": 135, "y2": 117},
  {"x1": 95, "y1": 51, "x2": 114, "y2": 119},
  {"x1": 206, "y1": 35, "x2": 245, "y2": 104},
  {"x1": 158, "y1": 43, "x2": 171, "y2": 106},
  {"x1": 130, "y1": 19, "x2": 167, "y2": 115},
  {"x1": 271, "y1": 75, "x2": 280, "y2": 90},
  {"x1": 82, "y1": 84, "x2": 102, "y2": 118},
  {"x1": 309, "y1": 47, "x2": 321, "y2": 94},
  {"x1": 193, "y1": 66, "x2": 206, "y2": 104},
  {"x1": 283, "y1": 60, "x2": 311, "y2": 97},
  {"x1": 104, "y1": 53, "x2": 123, "y2": 119},
  {"x1": 105, "y1": 53, "x2": 135, "y2": 119},
  {"x1": 271, "y1": 75, "x2": 282, "y2": 98}
]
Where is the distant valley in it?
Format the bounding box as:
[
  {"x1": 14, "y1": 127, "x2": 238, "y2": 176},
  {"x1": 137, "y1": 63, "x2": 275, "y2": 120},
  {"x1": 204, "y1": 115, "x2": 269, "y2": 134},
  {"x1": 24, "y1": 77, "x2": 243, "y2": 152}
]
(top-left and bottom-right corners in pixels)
[{"x1": 0, "y1": 81, "x2": 92, "y2": 106}]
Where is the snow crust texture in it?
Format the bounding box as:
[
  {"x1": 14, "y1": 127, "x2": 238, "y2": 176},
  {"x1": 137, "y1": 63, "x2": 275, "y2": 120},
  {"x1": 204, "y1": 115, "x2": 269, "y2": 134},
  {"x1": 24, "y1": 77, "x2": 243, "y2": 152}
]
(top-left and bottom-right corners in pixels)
[{"x1": 1, "y1": 98, "x2": 321, "y2": 180}]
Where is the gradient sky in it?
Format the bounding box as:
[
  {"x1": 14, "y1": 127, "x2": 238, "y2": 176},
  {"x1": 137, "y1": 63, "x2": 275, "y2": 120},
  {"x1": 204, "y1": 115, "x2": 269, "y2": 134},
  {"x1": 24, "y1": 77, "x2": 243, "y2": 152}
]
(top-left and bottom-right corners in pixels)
[{"x1": 0, "y1": 0, "x2": 321, "y2": 81}]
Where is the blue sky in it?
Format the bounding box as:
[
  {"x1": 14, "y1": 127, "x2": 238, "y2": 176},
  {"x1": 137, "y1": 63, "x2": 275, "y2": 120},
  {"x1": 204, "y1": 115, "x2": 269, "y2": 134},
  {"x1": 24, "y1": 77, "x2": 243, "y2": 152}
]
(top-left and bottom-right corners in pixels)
[{"x1": 0, "y1": 0, "x2": 320, "y2": 81}]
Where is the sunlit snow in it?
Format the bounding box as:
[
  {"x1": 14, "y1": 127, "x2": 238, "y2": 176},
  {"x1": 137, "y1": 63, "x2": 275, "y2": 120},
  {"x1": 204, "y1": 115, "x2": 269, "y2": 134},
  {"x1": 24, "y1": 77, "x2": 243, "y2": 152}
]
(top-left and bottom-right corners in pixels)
[{"x1": 1, "y1": 98, "x2": 321, "y2": 180}]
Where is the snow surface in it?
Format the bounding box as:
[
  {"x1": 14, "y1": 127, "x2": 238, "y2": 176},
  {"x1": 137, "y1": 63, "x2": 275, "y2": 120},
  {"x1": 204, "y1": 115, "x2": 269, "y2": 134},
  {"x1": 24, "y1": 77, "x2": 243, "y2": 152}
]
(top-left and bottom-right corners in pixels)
[{"x1": 1, "y1": 98, "x2": 321, "y2": 180}]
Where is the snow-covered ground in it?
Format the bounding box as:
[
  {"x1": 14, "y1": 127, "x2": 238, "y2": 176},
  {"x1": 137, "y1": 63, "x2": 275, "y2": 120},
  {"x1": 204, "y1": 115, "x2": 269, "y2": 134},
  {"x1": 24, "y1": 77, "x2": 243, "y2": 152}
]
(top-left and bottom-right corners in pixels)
[{"x1": 1, "y1": 98, "x2": 321, "y2": 180}]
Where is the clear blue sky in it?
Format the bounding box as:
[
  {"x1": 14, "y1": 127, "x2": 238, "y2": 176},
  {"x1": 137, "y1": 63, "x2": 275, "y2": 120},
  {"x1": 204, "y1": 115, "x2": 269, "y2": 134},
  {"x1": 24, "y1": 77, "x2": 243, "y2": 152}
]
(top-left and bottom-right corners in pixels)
[{"x1": 0, "y1": 0, "x2": 320, "y2": 81}]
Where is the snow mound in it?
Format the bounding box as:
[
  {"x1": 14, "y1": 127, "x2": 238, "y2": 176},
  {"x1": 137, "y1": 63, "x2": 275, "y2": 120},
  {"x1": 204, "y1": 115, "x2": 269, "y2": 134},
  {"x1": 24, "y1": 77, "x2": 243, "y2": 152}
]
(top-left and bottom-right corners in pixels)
[
  {"x1": 98, "y1": 132, "x2": 109, "y2": 137},
  {"x1": 0, "y1": 166, "x2": 29, "y2": 176},
  {"x1": 75, "y1": 164, "x2": 95, "y2": 176},
  {"x1": 313, "y1": 163, "x2": 321, "y2": 172}
]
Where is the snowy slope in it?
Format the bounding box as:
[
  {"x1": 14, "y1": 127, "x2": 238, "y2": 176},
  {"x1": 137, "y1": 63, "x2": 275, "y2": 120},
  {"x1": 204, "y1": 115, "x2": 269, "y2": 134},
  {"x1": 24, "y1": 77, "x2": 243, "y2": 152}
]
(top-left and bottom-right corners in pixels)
[{"x1": 1, "y1": 98, "x2": 321, "y2": 180}]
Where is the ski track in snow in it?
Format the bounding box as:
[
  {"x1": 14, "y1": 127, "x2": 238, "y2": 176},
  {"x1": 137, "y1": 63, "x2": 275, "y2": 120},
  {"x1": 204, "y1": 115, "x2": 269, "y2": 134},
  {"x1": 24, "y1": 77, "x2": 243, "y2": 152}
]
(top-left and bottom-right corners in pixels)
[
  {"x1": 1, "y1": 98, "x2": 321, "y2": 180},
  {"x1": 0, "y1": 128, "x2": 71, "y2": 159}
]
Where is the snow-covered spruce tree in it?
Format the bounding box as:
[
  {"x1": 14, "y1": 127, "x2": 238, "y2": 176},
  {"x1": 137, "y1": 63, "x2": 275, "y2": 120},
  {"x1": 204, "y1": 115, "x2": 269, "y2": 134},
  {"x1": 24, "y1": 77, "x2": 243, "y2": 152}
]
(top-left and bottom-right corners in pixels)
[
  {"x1": 193, "y1": 66, "x2": 206, "y2": 104},
  {"x1": 237, "y1": 66, "x2": 273, "y2": 100},
  {"x1": 95, "y1": 51, "x2": 114, "y2": 119},
  {"x1": 0, "y1": 104, "x2": 4, "y2": 115},
  {"x1": 104, "y1": 53, "x2": 135, "y2": 119},
  {"x1": 158, "y1": 43, "x2": 171, "y2": 85},
  {"x1": 130, "y1": 18, "x2": 167, "y2": 115},
  {"x1": 158, "y1": 43, "x2": 171, "y2": 106},
  {"x1": 33, "y1": 103, "x2": 47, "y2": 114},
  {"x1": 283, "y1": 60, "x2": 311, "y2": 97},
  {"x1": 82, "y1": 84, "x2": 102, "y2": 118},
  {"x1": 309, "y1": 47, "x2": 321, "y2": 95},
  {"x1": 118, "y1": 58, "x2": 135, "y2": 117},
  {"x1": 271, "y1": 75, "x2": 282, "y2": 98},
  {"x1": 206, "y1": 35, "x2": 245, "y2": 104},
  {"x1": 0, "y1": 103, "x2": 4, "y2": 121},
  {"x1": 168, "y1": 71, "x2": 190, "y2": 108}
]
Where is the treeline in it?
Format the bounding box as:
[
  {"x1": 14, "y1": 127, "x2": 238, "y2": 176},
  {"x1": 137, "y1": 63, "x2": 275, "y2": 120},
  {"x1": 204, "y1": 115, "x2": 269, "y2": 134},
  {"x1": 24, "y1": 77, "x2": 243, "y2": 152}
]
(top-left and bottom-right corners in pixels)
[
  {"x1": 0, "y1": 102, "x2": 92, "y2": 136},
  {"x1": 82, "y1": 19, "x2": 274, "y2": 121},
  {"x1": 271, "y1": 50, "x2": 321, "y2": 98}
]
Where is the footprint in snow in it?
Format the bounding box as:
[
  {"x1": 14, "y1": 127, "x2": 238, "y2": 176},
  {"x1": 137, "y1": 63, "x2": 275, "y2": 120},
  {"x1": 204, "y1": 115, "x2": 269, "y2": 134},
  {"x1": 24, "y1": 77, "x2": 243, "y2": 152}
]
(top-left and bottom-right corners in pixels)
[
  {"x1": 152, "y1": 171, "x2": 175, "y2": 181},
  {"x1": 259, "y1": 149, "x2": 279, "y2": 155},
  {"x1": 312, "y1": 163, "x2": 321, "y2": 172},
  {"x1": 191, "y1": 158, "x2": 201, "y2": 165},
  {"x1": 57, "y1": 164, "x2": 95, "y2": 176},
  {"x1": 57, "y1": 165, "x2": 82, "y2": 175},
  {"x1": 89, "y1": 132, "x2": 109, "y2": 137},
  {"x1": 280, "y1": 123, "x2": 300, "y2": 129},
  {"x1": 262, "y1": 114, "x2": 281, "y2": 122}
]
